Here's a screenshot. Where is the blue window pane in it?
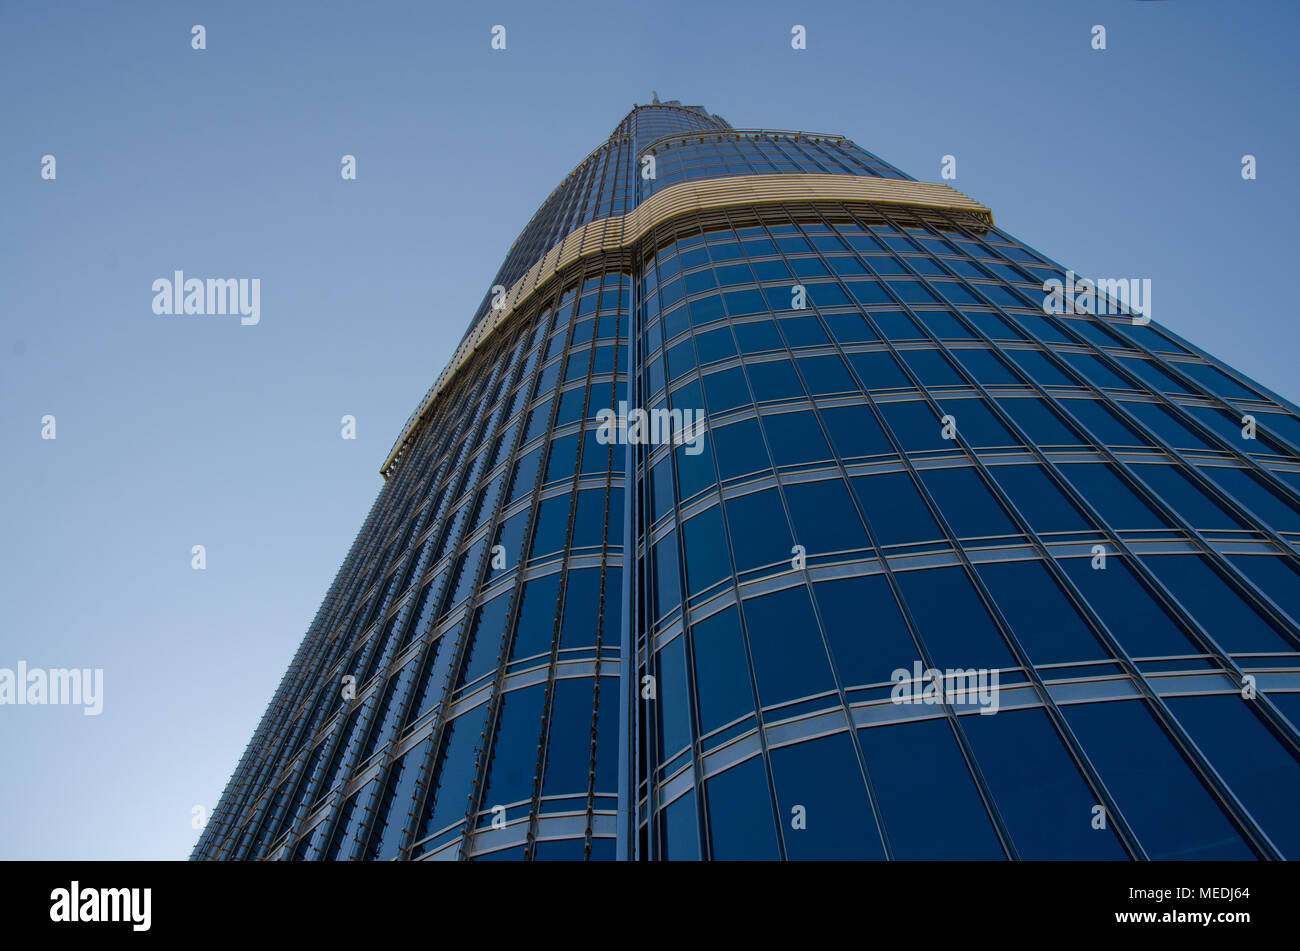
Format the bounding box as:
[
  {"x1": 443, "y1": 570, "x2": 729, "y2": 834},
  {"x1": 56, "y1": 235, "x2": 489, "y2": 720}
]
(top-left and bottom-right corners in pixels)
[
  {"x1": 481, "y1": 685, "x2": 545, "y2": 809},
  {"x1": 694, "y1": 326, "x2": 736, "y2": 364},
  {"x1": 760, "y1": 410, "x2": 832, "y2": 466},
  {"x1": 1115, "y1": 356, "x2": 1192, "y2": 394},
  {"x1": 850, "y1": 471, "x2": 943, "y2": 547},
  {"x1": 741, "y1": 585, "x2": 837, "y2": 706},
  {"x1": 770, "y1": 734, "x2": 885, "y2": 859},
  {"x1": 1057, "y1": 557, "x2": 1198, "y2": 657},
  {"x1": 1165, "y1": 694, "x2": 1300, "y2": 858},
  {"x1": 702, "y1": 366, "x2": 751, "y2": 414},
  {"x1": 942, "y1": 397, "x2": 1019, "y2": 448},
  {"x1": 1060, "y1": 398, "x2": 1148, "y2": 447},
  {"x1": 976, "y1": 560, "x2": 1108, "y2": 665},
  {"x1": 421, "y1": 705, "x2": 492, "y2": 841},
  {"x1": 878, "y1": 400, "x2": 951, "y2": 453},
  {"x1": 733, "y1": 319, "x2": 782, "y2": 353},
  {"x1": 814, "y1": 574, "x2": 916, "y2": 688},
  {"x1": 857, "y1": 718, "x2": 1005, "y2": 859},
  {"x1": 1129, "y1": 465, "x2": 1245, "y2": 530},
  {"x1": 544, "y1": 432, "x2": 579, "y2": 483},
  {"x1": 871, "y1": 310, "x2": 924, "y2": 340},
  {"x1": 1058, "y1": 351, "x2": 1135, "y2": 390},
  {"x1": 656, "y1": 634, "x2": 692, "y2": 758},
  {"x1": 1142, "y1": 555, "x2": 1294, "y2": 654},
  {"x1": 511, "y1": 573, "x2": 561, "y2": 661},
  {"x1": 653, "y1": 531, "x2": 681, "y2": 618},
  {"x1": 784, "y1": 478, "x2": 869, "y2": 554},
  {"x1": 918, "y1": 466, "x2": 1017, "y2": 538},
  {"x1": 1122, "y1": 401, "x2": 1217, "y2": 452},
  {"x1": 823, "y1": 312, "x2": 879, "y2": 343},
  {"x1": 997, "y1": 398, "x2": 1084, "y2": 446},
  {"x1": 712, "y1": 418, "x2": 770, "y2": 480},
  {"x1": 674, "y1": 437, "x2": 716, "y2": 502},
  {"x1": 894, "y1": 566, "x2": 1016, "y2": 670},
  {"x1": 706, "y1": 756, "x2": 780, "y2": 859},
  {"x1": 542, "y1": 678, "x2": 596, "y2": 798},
  {"x1": 725, "y1": 487, "x2": 792, "y2": 574},
  {"x1": 682, "y1": 505, "x2": 731, "y2": 595},
  {"x1": 847, "y1": 350, "x2": 911, "y2": 390},
  {"x1": 1227, "y1": 555, "x2": 1300, "y2": 626},
  {"x1": 1061, "y1": 700, "x2": 1254, "y2": 860},
  {"x1": 987, "y1": 464, "x2": 1092, "y2": 533},
  {"x1": 570, "y1": 488, "x2": 606, "y2": 548},
  {"x1": 961, "y1": 708, "x2": 1127, "y2": 859},
  {"x1": 746, "y1": 358, "x2": 805, "y2": 402},
  {"x1": 1202, "y1": 467, "x2": 1300, "y2": 533},
  {"x1": 690, "y1": 606, "x2": 754, "y2": 732},
  {"x1": 1059, "y1": 463, "x2": 1171, "y2": 529},
  {"x1": 795, "y1": 354, "x2": 855, "y2": 394},
  {"x1": 819, "y1": 404, "x2": 893, "y2": 459},
  {"x1": 900, "y1": 348, "x2": 965, "y2": 387},
  {"x1": 1007, "y1": 349, "x2": 1075, "y2": 387},
  {"x1": 559, "y1": 568, "x2": 602, "y2": 648},
  {"x1": 662, "y1": 790, "x2": 700, "y2": 860},
  {"x1": 529, "y1": 493, "x2": 571, "y2": 559},
  {"x1": 952, "y1": 347, "x2": 1022, "y2": 386}
]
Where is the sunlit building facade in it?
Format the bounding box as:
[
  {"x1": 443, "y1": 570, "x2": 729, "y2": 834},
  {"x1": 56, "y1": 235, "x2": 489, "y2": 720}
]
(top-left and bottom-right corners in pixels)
[{"x1": 193, "y1": 101, "x2": 1300, "y2": 862}]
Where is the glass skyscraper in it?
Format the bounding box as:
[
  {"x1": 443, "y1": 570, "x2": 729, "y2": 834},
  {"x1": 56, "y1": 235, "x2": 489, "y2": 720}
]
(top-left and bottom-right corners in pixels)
[{"x1": 193, "y1": 101, "x2": 1300, "y2": 862}]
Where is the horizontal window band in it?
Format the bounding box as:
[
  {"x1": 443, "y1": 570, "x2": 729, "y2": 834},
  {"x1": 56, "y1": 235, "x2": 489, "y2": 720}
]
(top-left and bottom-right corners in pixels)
[{"x1": 380, "y1": 174, "x2": 995, "y2": 479}]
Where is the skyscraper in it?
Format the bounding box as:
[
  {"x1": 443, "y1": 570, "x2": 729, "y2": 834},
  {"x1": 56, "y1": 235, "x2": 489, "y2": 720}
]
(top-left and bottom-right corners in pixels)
[{"x1": 193, "y1": 101, "x2": 1300, "y2": 862}]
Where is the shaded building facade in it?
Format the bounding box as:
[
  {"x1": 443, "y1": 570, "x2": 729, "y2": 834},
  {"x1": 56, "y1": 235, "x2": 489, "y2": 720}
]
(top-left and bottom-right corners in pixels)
[{"x1": 193, "y1": 102, "x2": 1300, "y2": 861}]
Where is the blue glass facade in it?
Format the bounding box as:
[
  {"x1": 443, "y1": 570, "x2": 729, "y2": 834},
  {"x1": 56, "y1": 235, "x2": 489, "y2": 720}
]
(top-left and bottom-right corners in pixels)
[{"x1": 193, "y1": 102, "x2": 1300, "y2": 862}]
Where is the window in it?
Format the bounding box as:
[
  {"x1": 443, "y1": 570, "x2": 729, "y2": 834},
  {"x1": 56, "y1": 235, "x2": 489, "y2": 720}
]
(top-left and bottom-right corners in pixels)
[
  {"x1": 941, "y1": 398, "x2": 1019, "y2": 448},
  {"x1": 706, "y1": 757, "x2": 780, "y2": 859},
  {"x1": 894, "y1": 566, "x2": 1015, "y2": 671},
  {"x1": 918, "y1": 466, "x2": 1016, "y2": 538},
  {"x1": 690, "y1": 606, "x2": 754, "y2": 733},
  {"x1": 1165, "y1": 695, "x2": 1300, "y2": 858},
  {"x1": 760, "y1": 410, "x2": 832, "y2": 466},
  {"x1": 741, "y1": 584, "x2": 837, "y2": 706},
  {"x1": 850, "y1": 471, "x2": 942, "y2": 547},
  {"x1": 1129, "y1": 465, "x2": 1245, "y2": 531},
  {"x1": 1058, "y1": 463, "x2": 1170, "y2": 529},
  {"x1": 725, "y1": 488, "x2": 792, "y2": 574},
  {"x1": 819, "y1": 404, "x2": 893, "y2": 459},
  {"x1": 1061, "y1": 700, "x2": 1253, "y2": 860},
  {"x1": 711, "y1": 418, "x2": 770, "y2": 481},
  {"x1": 783, "y1": 478, "x2": 869, "y2": 553},
  {"x1": 987, "y1": 465, "x2": 1093, "y2": 533},
  {"x1": 682, "y1": 505, "x2": 731, "y2": 595},
  {"x1": 961, "y1": 708, "x2": 1127, "y2": 859},
  {"x1": 480, "y1": 685, "x2": 545, "y2": 809},
  {"x1": 1057, "y1": 557, "x2": 1197, "y2": 657},
  {"x1": 1142, "y1": 555, "x2": 1294, "y2": 653},
  {"x1": 857, "y1": 718, "x2": 1004, "y2": 859},
  {"x1": 878, "y1": 400, "x2": 952, "y2": 453},
  {"x1": 769, "y1": 734, "x2": 884, "y2": 859},
  {"x1": 813, "y1": 574, "x2": 916, "y2": 688},
  {"x1": 977, "y1": 560, "x2": 1108, "y2": 665}
]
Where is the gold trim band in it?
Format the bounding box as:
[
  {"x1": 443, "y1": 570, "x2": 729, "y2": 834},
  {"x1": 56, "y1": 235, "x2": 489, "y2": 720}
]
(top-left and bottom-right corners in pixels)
[{"x1": 381, "y1": 174, "x2": 993, "y2": 478}]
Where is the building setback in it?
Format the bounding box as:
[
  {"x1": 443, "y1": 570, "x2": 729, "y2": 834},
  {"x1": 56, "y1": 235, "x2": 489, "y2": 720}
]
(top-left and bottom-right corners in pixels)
[{"x1": 193, "y1": 102, "x2": 1300, "y2": 861}]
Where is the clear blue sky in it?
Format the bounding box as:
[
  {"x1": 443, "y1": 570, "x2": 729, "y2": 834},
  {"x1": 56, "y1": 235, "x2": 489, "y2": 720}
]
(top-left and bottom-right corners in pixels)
[{"x1": 1, "y1": 0, "x2": 1296, "y2": 860}]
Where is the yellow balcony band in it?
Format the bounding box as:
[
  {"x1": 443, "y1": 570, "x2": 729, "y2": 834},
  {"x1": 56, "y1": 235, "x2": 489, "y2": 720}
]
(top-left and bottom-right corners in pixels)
[{"x1": 381, "y1": 174, "x2": 993, "y2": 478}]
